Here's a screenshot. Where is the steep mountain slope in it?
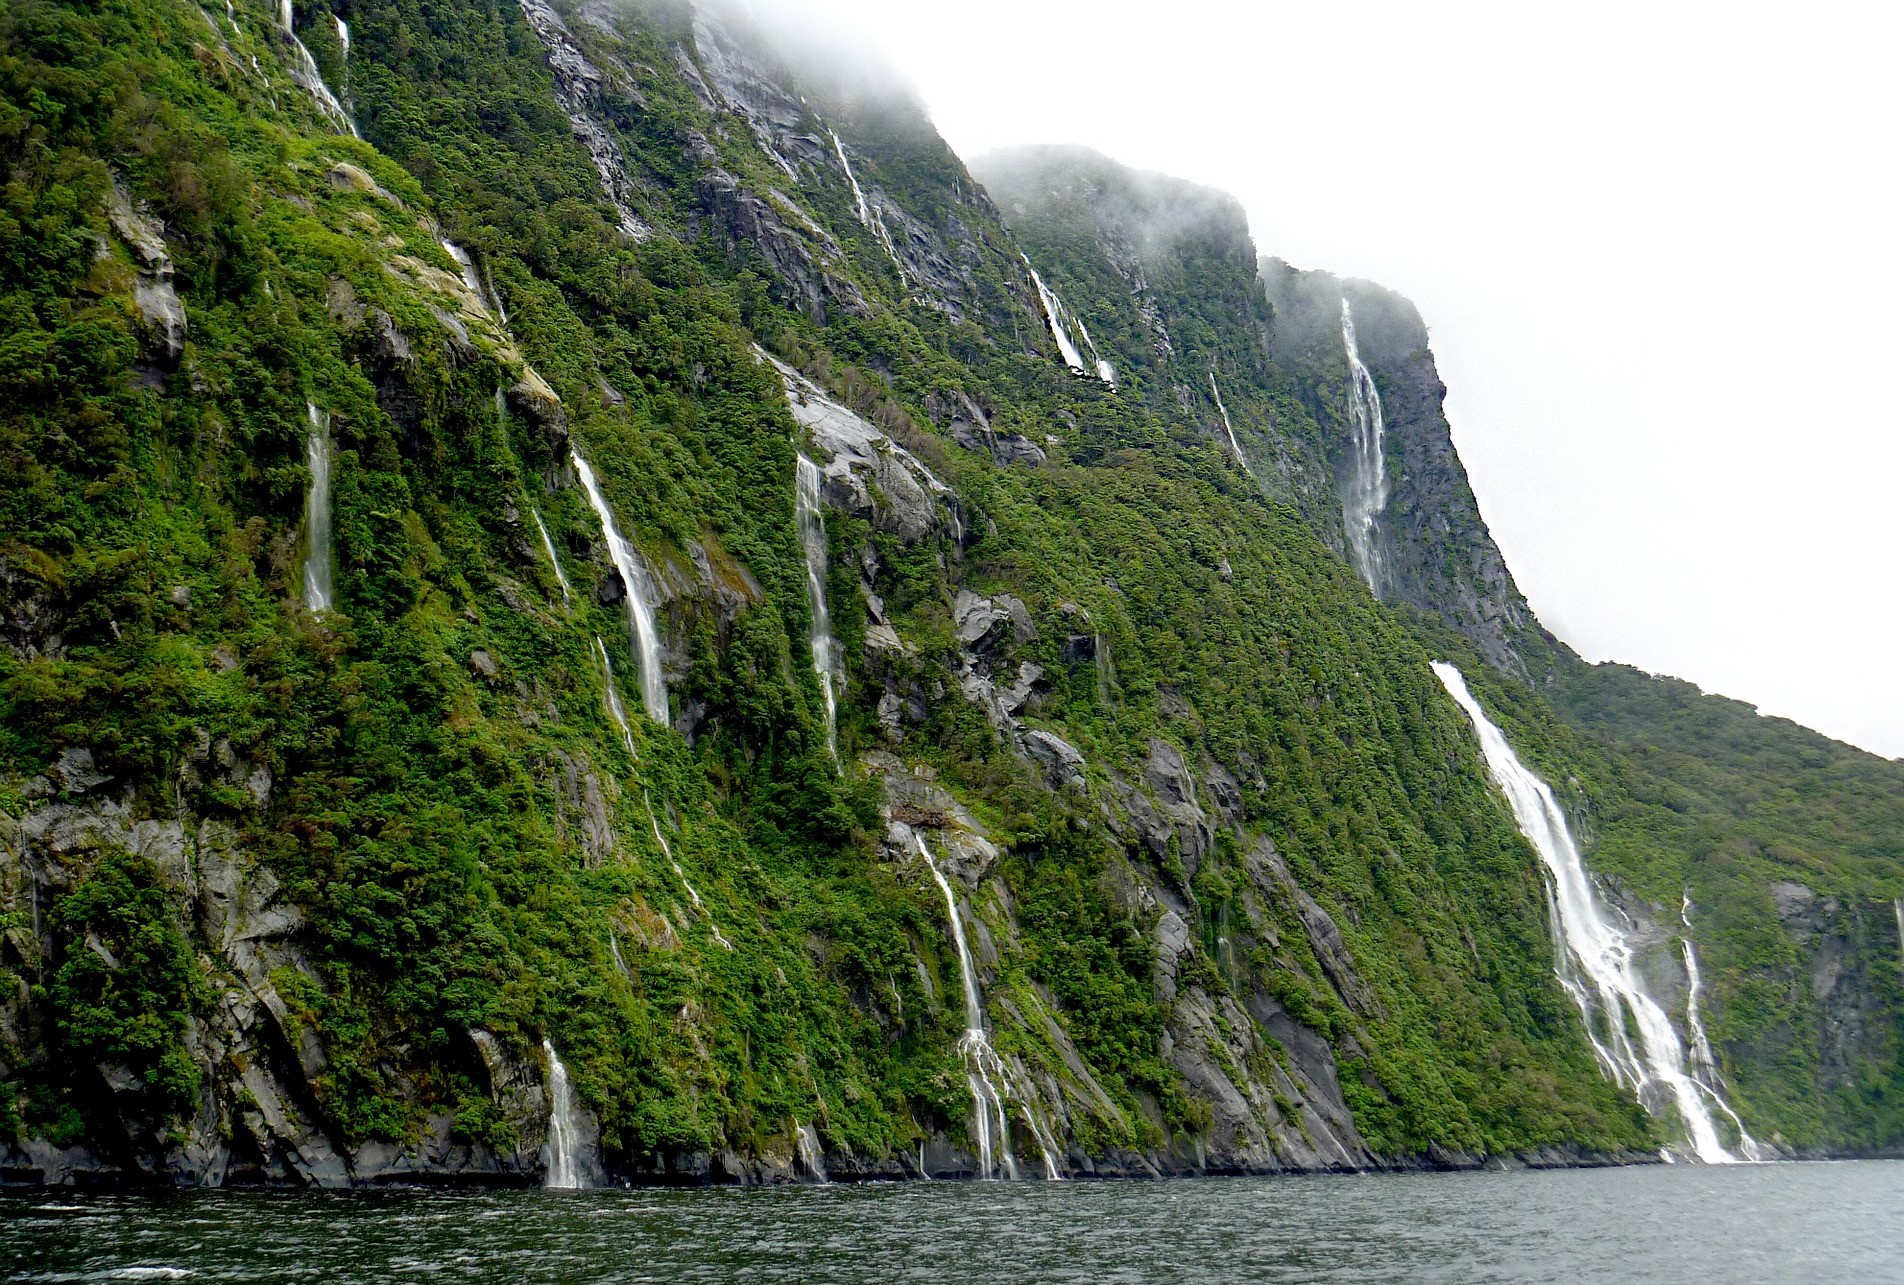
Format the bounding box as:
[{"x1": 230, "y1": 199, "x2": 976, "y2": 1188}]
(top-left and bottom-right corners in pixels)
[
  {"x1": 0, "y1": 0, "x2": 1894, "y2": 1189},
  {"x1": 978, "y1": 142, "x2": 1904, "y2": 1160}
]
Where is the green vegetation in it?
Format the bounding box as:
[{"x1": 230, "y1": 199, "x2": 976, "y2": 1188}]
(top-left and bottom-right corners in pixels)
[{"x1": 0, "y1": 0, "x2": 1893, "y2": 1182}]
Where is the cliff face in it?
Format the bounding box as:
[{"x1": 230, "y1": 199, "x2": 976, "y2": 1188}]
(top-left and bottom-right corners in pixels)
[{"x1": 0, "y1": 0, "x2": 1895, "y2": 1189}]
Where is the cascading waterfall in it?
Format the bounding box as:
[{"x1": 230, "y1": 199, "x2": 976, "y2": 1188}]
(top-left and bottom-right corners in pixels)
[
  {"x1": 570, "y1": 450, "x2": 668, "y2": 725},
  {"x1": 1339, "y1": 298, "x2": 1389, "y2": 596},
  {"x1": 333, "y1": 12, "x2": 347, "y2": 56},
  {"x1": 1208, "y1": 370, "x2": 1248, "y2": 469},
  {"x1": 301, "y1": 403, "x2": 334, "y2": 613},
  {"x1": 1433, "y1": 662, "x2": 1756, "y2": 1163},
  {"x1": 532, "y1": 508, "x2": 573, "y2": 606},
  {"x1": 276, "y1": 1, "x2": 357, "y2": 137},
  {"x1": 595, "y1": 636, "x2": 637, "y2": 759},
  {"x1": 794, "y1": 454, "x2": 840, "y2": 762},
  {"x1": 541, "y1": 1039, "x2": 583, "y2": 1188},
  {"x1": 917, "y1": 836, "x2": 1020, "y2": 1180},
  {"x1": 644, "y1": 791, "x2": 733, "y2": 951},
  {"x1": 1895, "y1": 899, "x2": 1904, "y2": 982},
  {"x1": 1024, "y1": 257, "x2": 1115, "y2": 386}
]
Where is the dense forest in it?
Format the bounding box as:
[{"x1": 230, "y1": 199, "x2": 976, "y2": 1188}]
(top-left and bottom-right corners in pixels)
[{"x1": 0, "y1": 0, "x2": 1896, "y2": 1186}]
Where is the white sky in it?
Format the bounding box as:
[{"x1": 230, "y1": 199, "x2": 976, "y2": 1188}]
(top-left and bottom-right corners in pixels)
[{"x1": 773, "y1": 0, "x2": 1904, "y2": 759}]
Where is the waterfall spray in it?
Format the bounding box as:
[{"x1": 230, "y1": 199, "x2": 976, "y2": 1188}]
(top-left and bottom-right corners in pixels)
[
  {"x1": 541, "y1": 1039, "x2": 584, "y2": 1188},
  {"x1": 1433, "y1": 661, "x2": 1757, "y2": 1163},
  {"x1": 794, "y1": 454, "x2": 840, "y2": 762},
  {"x1": 301, "y1": 404, "x2": 334, "y2": 613},
  {"x1": 1339, "y1": 299, "x2": 1388, "y2": 596},
  {"x1": 571, "y1": 449, "x2": 668, "y2": 724}
]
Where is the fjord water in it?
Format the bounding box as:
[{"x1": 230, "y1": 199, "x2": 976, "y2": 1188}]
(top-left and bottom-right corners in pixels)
[{"x1": 7, "y1": 1163, "x2": 1899, "y2": 1284}]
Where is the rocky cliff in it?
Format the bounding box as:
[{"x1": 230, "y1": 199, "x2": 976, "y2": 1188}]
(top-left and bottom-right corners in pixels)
[{"x1": 0, "y1": 0, "x2": 1896, "y2": 1188}]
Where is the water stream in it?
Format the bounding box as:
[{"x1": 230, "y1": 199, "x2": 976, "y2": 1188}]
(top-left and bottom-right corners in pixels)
[
  {"x1": 830, "y1": 130, "x2": 906, "y2": 284},
  {"x1": 1339, "y1": 299, "x2": 1389, "y2": 596},
  {"x1": 1208, "y1": 370, "x2": 1248, "y2": 469},
  {"x1": 794, "y1": 454, "x2": 840, "y2": 762},
  {"x1": 533, "y1": 508, "x2": 574, "y2": 606},
  {"x1": 1432, "y1": 662, "x2": 1757, "y2": 1163},
  {"x1": 571, "y1": 450, "x2": 668, "y2": 725},
  {"x1": 541, "y1": 1039, "x2": 583, "y2": 1189},
  {"x1": 595, "y1": 636, "x2": 637, "y2": 760},
  {"x1": 644, "y1": 791, "x2": 732, "y2": 951},
  {"x1": 301, "y1": 403, "x2": 334, "y2": 613}
]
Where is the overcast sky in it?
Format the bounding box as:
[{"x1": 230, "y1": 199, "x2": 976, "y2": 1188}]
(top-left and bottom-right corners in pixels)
[{"x1": 777, "y1": 0, "x2": 1904, "y2": 759}]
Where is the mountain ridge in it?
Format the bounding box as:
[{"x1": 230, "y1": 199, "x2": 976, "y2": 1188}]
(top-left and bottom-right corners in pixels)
[{"x1": 0, "y1": 0, "x2": 1896, "y2": 1189}]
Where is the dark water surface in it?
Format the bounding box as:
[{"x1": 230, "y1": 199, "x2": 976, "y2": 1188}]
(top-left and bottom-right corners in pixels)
[{"x1": 6, "y1": 1161, "x2": 1901, "y2": 1283}]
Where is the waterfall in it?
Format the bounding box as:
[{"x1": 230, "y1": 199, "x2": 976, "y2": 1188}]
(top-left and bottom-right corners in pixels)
[
  {"x1": 1339, "y1": 298, "x2": 1389, "y2": 596},
  {"x1": 917, "y1": 836, "x2": 1018, "y2": 1179},
  {"x1": 794, "y1": 1124, "x2": 828, "y2": 1183},
  {"x1": 1679, "y1": 898, "x2": 1768, "y2": 1159},
  {"x1": 277, "y1": 2, "x2": 357, "y2": 137},
  {"x1": 595, "y1": 636, "x2": 636, "y2": 759},
  {"x1": 301, "y1": 403, "x2": 334, "y2": 613},
  {"x1": 794, "y1": 454, "x2": 839, "y2": 761},
  {"x1": 333, "y1": 12, "x2": 347, "y2": 56},
  {"x1": 532, "y1": 508, "x2": 573, "y2": 606},
  {"x1": 440, "y1": 238, "x2": 487, "y2": 302},
  {"x1": 570, "y1": 449, "x2": 668, "y2": 725},
  {"x1": 1208, "y1": 370, "x2": 1248, "y2": 469},
  {"x1": 644, "y1": 791, "x2": 733, "y2": 951},
  {"x1": 1895, "y1": 898, "x2": 1904, "y2": 983},
  {"x1": 1024, "y1": 257, "x2": 1114, "y2": 386},
  {"x1": 541, "y1": 1039, "x2": 584, "y2": 1188},
  {"x1": 1433, "y1": 662, "x2": 1755, "y2": 1163},
  {"x1": 830, "y1": 129, "x2": 906, "y2": 285}
]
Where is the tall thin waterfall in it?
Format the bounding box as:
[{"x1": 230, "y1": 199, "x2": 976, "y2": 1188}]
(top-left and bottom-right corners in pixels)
[
  {"x1": 571, "y1": 450, "x2": 668, "y2": 724},
  {"x1": 1895, "y1": 898, "x2": 1904, "y2": 983},
  {"x1": 301, "y1": 403, "x2": 334, "y2": 612},
  {"x1": 541, "y1": 1039, "x2": 583, "y2": 1188},
  {"x1": 595, "y1": 636, "x2": 636, "y2": 759},
  {"x1": 440, "y1": 238, "x2": 487, "y2": 301},
  {"x1": 918, "y1": 836, "x2": 1018, "y2": 1179},
  {"x1": 276, "y1": 2, "x2": 357, "y2": 137},
  {"x1": 794, "y1": 454, "x2": 839, "y2": 761},
  {"x1": 1339, "y1": 299, "x2": 1388, "y2": 596},
  {"x1": 333, "y1": 13, "x2": 348, "y2": 56},
  {"x1": 1024, "y1": 257, "x2": 1115, "y2": 386},
  {"x1": 532, "y1": 508, "x2": 573, "y2": 606},
  {"x1": 644, "y1": 791, "x2": 733, "y2": 951},
  {"x1": 1208, "y1": 370, "x2": 1248, "y2": 469},
  {"x1": 1680, "y1": 898, "x2": 1767, "y2": 1159},
  {"x1": 1433, "y1": 662, "x2": 1756, "y2": 1163}
]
